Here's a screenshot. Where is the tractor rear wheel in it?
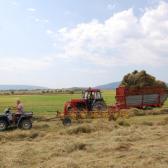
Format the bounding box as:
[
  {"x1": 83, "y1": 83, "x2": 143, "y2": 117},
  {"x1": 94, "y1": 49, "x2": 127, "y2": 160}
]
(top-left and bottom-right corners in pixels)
[{"x1": 92, "y1": 101, "x2": 107, "y2": 111}]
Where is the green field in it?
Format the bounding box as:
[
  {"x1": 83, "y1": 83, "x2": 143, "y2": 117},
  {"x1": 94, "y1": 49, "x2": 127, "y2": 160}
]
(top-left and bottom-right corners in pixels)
[
  {"x1": 0, "y1": 90, "x2": 167, "y2": 115},
  {"x1": 0, "y1": 90, "x2": 115, "y2": 115}
]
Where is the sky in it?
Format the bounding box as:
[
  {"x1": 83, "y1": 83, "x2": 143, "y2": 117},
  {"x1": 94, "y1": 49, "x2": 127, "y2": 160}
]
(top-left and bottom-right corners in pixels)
[{"x1": 0, "y1": 0, "x2": 168, "y2": 88}]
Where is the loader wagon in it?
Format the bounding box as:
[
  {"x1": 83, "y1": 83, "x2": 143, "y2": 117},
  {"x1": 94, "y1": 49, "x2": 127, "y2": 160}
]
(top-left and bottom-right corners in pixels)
[
  {"x1": 115, "y1": 86, "x2": 168, "y2": 109},
  {"x1": 61, "y1": 86, "x2": 168, "y2": 125}
]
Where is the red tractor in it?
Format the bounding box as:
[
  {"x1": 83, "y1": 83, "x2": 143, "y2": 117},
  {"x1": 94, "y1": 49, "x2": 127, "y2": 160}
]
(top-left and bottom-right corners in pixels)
[{"x1": 64, "y1": 88, "x2": 107, "y2": 116}]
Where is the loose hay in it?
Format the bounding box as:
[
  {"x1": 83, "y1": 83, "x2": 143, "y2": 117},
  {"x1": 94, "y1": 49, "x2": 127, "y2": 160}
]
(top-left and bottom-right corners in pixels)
[
  {"x1": 120, "y1": 70, "x2": 167, "y2": 88},
  {"x1": 117, "y1": 119, "x2": 130, "y2": 127},
  {"x1": 0, "y1": 131, "x2": 45, "y2": 143},
  {"x1": 66, "y1": 124, "x2": 95, "y2": 135},
  {"x1": 0, "y1": 115, "x2": 168, "y2": 168}
]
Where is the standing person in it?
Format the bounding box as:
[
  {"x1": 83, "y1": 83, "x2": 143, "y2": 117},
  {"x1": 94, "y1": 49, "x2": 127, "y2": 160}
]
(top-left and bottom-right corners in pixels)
[{"x1": 16, "y1": 100, "x2": 24, "y2": 114}]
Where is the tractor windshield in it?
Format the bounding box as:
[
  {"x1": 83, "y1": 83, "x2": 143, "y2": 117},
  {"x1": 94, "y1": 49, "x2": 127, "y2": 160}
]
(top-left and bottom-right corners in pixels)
[{"x1": 83, "y1": 91, "x2": 102, "y2": 99}]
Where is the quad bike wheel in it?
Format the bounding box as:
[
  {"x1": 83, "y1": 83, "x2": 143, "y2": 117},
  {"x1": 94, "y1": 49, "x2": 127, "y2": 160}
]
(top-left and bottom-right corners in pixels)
[
  {"x1": 20, "y1": 119, "x2": 32, "y2": 130},
  {"x1": 0, "y1": 119, "x2": 8, "y2": 131}
]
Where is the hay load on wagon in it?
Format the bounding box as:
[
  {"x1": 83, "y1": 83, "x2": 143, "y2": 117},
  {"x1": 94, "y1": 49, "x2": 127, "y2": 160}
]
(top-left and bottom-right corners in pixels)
[
  {"x1": 120, "y1": 70, "x2": 167, "y2": 88},
  {"x1": 115, "y1": 70, "x2": 168, "y2": 110}
]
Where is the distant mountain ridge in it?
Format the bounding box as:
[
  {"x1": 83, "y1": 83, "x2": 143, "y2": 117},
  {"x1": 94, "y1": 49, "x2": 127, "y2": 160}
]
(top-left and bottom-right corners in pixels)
[
  {"x1": 0, "y1": 82, "x2": 167, "y2": 91},
  {"x1": 95, "y1": 82, "x2": 121, "y2": 90},
  {"x1": 96, "y1": 82, "x2": 168, "y2": 90},
  {"x1": 0, "y1": 85, "x2": 48, "y2": 91}
]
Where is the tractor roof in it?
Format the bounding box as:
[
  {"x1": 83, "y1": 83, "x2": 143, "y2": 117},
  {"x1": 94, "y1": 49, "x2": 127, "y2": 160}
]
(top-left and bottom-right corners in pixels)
[{"x1": 85, "y1": 88, "x2": 100, "y2": 92}]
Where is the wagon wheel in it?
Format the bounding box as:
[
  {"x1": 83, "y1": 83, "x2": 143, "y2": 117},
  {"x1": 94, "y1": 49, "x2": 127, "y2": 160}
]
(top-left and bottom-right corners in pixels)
[{"x1": 62, "y1": 117, "x2": 72, "y2": 126}]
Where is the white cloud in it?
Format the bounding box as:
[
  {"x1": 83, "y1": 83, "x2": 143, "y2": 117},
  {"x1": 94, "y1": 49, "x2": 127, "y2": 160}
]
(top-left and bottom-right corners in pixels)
[
  {"x1": 27, "y1": 8, "x2": 36, "y2": 12},
  {"x1": 10, "y1": 1, "x2": 19, "y2": 6},
  {"x1": 35, "y1": 18, "x2": 40, "y2": 22},
  {"x1": 52, "y1": 1, "x2": 168, "y2": 67},
  {"x1": 0, "y1": 57, "x2": 52, "y2": 72},
  {"x1": 3, "y1": 1, "x2": 168, "y2": 82},
  {"x1": 35, "y1": 18, "x2": 49, "y2": 23},
  {"x1": 140, "y1": 1, "x2": 168, "y2": 37},
  {"x1": 46, "y1": 29, "x2": 54, "y2": 35}
]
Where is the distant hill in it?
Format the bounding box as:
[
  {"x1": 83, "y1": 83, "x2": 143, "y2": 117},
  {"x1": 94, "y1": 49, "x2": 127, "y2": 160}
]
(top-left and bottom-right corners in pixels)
[
  {"x1": 0, "y1": 85, "x2": 48, "y2": 91},
  {"x1": 65, "y1": 87, "x2": 86, "y2": 90},
  {"x1": 95, "y1": 82, "x2": 121, "y2": 90},
  {"x1": 96, "y1": 82, "x2": 168, "y2": 90}
]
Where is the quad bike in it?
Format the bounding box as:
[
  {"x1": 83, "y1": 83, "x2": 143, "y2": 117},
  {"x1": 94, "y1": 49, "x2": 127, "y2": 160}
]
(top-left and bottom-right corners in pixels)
[{"x1": 0, "y1": 108, "x2": 33, "y2": 131}]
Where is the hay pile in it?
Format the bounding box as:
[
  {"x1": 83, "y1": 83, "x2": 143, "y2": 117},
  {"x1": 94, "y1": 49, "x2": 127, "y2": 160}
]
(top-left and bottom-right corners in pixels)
[{"x1": 120, "y1": 70, "x2": 167, "y2": 88}]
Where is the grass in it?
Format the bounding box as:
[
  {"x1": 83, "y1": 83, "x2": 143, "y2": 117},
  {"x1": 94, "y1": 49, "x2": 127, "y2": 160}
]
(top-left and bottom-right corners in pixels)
[
  {"x1": 0, "y1": 90, "x2": 167, "y2": 116},
  {"x1": 0, "y1": 93, "x2": 80, "y2": 115},
  {"x1": 0, "y1": 90, "x2": 116, "y2": 115},
  {"x1": 0, "y1": 115, "x2": 168, "y2": 168}
]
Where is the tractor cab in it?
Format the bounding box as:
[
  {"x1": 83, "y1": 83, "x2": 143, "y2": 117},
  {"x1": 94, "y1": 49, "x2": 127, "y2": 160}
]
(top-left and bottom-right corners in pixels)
[
  {"x1": 82, "y1": 88, "x2": 103, "y2": 101},
  {"x1": 64, "y1": 88, "x2": 107, "y2": 115},
  {"x1": 82, "y1": 88, "x2": 104, "y2": 111}
]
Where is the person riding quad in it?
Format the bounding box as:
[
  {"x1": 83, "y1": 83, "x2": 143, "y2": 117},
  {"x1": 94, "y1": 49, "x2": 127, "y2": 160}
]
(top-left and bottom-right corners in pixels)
[
  {"x1": 16, "y1": 100, "x2": 24, "y2": 114},
  {"x1": 0, "y1": 100, "x2": 33, "y2": 131},
  {"x1": 11, "y1": 100, "x2": 24, "y2": 123}
]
